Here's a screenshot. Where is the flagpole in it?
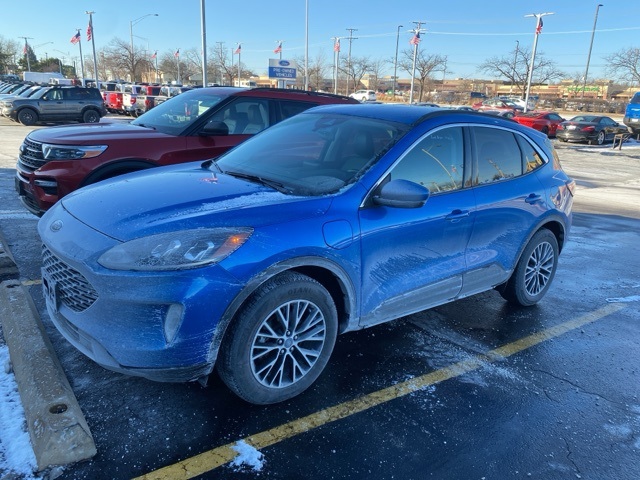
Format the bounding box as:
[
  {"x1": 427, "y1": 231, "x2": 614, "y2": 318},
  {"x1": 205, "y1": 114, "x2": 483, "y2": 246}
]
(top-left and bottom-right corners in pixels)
[
  {"x1": 523, "y1": 12, "x2": 553, "y2": 112},
  {"x1": 409, "y1": 22, "x2": 424, "y2": 105},
  {"x1": 75, "y1": 31, "x2": 85, "y2": 86},
  {"x1": 200, "y1": 0, "x2": 208, "y2": 87},
  {"x1": 332, "y1": 37, "x2": 340, "y2": 95},
  {"x1": 85, "y1": 11, "x2": 99, "y2": 89}
]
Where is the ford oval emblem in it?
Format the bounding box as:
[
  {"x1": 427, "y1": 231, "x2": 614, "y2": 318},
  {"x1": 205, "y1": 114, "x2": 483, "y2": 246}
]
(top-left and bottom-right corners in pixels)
[
  {"x1": 279, "y1": 60, "x2": 290, "y2": 67},
  {"x1": 50, "y1": 220, "x2": 63, "y2": 232}
]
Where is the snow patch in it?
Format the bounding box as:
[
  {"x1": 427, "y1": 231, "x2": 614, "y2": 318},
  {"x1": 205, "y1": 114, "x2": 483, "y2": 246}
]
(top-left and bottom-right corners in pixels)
[
  {"x1": 230, "y1": 440, "x2": 265, "y2": 472},
  {"x1": 606, "y1": 295, "x2": 640, "y2": 303},
  {"x1": 0, "y1": 345, "x2": 39, "y2": 479}
]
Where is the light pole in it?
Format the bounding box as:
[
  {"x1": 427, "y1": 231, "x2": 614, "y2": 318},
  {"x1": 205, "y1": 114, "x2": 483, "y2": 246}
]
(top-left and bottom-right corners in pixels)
[
  {"x1": 510, "y1": 40, "x2": 519, "y2": 94},
  {"x1": 130, "y1": 14, "x2": 158, "y2": 53},
  {"x1": 393, "y1": 25, "x2": 403, "y2": 99},
  {"x1": 54, "y1": 49, "x2": 69, "y2": 75},
  {"x1": 130, "y1": 13, "x2": 158, "y2": 81},
  {"x1": 582, "y1": 4, "x2": 603, "y2": 99},
  {"x1": 523, "y1": 12, "x2": 554, "y2": 112}
]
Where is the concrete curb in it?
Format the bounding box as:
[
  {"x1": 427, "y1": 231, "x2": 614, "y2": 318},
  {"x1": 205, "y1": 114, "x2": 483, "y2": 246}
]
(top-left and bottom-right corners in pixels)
[{"x1": 0, "y1": 249, "x2": 96, "y2": 470}]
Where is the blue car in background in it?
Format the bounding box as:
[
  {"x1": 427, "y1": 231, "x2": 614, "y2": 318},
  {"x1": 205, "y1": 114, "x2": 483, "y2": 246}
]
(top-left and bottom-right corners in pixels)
[{"x1": 38, "y1": 105, "x2": 575, "y2": 404}]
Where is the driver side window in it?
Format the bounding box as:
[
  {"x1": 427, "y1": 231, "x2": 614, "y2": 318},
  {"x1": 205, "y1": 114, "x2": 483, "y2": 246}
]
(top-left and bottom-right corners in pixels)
[{"x1": 389, "y1": 127, "x2": 464, "y2": 194}]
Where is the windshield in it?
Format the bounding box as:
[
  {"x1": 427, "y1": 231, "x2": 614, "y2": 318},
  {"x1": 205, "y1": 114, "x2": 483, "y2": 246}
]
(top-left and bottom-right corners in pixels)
[
  {"x1": 216, "y1": 112, "x2": 410, "y2": 196},
  {"x1": 631, "y1": 93, "x2": 640, "y2": 104},
  {"x1": 131, "y1": 88, "x2": 229, "y2": 135}
]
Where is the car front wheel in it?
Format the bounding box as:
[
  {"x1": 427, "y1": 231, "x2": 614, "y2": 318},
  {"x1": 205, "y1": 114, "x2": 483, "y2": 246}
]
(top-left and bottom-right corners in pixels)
[
  {"x1": 17, "y1": 108, "x2": 38, "y2": 126},
  {"x1": 217, "y1": 271, "x2": 338, "y2": 404},
  {"x1": 499, "y1": 229, "x2": 559, "y2": 306}
]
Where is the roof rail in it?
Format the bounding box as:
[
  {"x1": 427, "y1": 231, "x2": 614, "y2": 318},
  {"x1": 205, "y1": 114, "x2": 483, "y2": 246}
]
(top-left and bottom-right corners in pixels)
[{"x1": 249, "y1": 87, "x2": 352, "y2": 101}]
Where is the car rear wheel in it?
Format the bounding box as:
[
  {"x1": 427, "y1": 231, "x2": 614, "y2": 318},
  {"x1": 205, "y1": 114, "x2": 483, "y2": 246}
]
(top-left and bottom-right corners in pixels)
[
  {"x1": 217, "y1": 272, "x2": 338, "y2": 404},
  {"x1": 499, "y1": 229, "x2": 559, "y2": 307},
  {"x1": 82, "y1": 109, "x2": 100, "y2": 123},
  {"x1": 17, "y1": 108, "x2": 38, "y2": 126},
  {"x1": 590, "y1": 130, "x2": 606, "y2": 145}
]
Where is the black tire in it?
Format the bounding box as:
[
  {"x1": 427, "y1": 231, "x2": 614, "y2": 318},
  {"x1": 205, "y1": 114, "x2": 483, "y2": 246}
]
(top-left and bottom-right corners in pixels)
[
  {"x1": 499, "y1": 229, "x2": 559, "y2": 307},
  {"x1": 541, "y1": 126, "x2": 549, "y2": 136},
  {"x1": 590, "y1": 130, "x2": 605, "y2": 145},
  {"x1": 82, "y1": 109, "x2": 100, "y2": 123},
  {"x1": 217, "y1": 272, "x2": 338, "y2": 404},
  {"x1": 17, "y1": 108, "x2": 38, "y2": 126},
  {"x1": 559, "y1": 138, "x2": 568, "y2": 142}
]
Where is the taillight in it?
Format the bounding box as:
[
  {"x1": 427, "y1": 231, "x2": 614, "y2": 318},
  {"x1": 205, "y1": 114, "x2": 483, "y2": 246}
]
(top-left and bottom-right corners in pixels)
[
  {"x1": 557, "y1": 124, "x2": 565, "y2": 130},
  {"x1": 581, "y1": 126, "x2": 595, "y2": 132}
]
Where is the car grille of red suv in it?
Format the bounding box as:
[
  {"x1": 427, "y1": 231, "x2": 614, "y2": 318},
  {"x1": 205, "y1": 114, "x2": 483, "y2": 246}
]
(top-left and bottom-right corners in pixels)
[
  {"x1": 19, "y1": 138, "x2": 47, "y2": 172},
  {"x1": 42, "y1": 246, "x2": 99, "y2": 313}
]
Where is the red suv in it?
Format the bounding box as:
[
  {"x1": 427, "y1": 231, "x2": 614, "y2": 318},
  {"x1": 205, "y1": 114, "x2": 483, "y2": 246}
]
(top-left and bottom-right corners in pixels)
[{"x1": 16, "y1": 87, "x2": 358, "y2": 215}]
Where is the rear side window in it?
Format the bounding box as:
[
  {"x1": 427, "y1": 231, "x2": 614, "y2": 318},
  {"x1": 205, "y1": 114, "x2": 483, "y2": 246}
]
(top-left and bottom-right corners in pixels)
[
  {"x1": 279, "y1": 100, "x2": 316, "y2": 121},
  {"x1": 473, "y1": 127, "x2": 523, "y2": 185},
  {"x1": 515, "y1": 135, "x2": 545, "y2": 172}
]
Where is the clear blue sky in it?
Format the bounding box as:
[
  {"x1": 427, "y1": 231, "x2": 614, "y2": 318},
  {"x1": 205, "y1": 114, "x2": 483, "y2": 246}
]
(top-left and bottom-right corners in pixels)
[{"x1": 3, "y1": 0, "x2": 639, "y2": 81}]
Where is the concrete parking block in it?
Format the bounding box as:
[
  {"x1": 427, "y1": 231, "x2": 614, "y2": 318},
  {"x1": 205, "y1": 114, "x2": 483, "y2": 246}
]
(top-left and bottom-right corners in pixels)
[{"x1": 0, "y1": 279, "x2": 96, "y2": 470}]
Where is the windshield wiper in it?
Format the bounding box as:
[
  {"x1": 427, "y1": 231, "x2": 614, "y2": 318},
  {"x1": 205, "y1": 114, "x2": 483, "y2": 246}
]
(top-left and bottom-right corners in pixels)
[
  {"x1": 134, "y1": 123, "x2": 156, "y2": 130},
  {"x1": 225, "y1": 170, "x2": 291, "y2": 194},
  {"x1": 201, "y1": 158, "x2": 222, "y2": 172}
]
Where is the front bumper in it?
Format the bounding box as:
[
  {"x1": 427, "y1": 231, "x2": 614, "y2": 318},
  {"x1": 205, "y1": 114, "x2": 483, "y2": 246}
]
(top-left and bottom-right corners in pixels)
[{"x1": 38, "y1": 205, "x2": 245, "y2": 382}]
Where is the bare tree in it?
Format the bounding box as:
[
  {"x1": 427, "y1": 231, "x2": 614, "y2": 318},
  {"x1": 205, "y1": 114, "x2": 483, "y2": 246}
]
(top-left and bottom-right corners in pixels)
[
  {"x1": 340, "y1": 55, "x2": 371, "y2": 92},
  {"x1": 478, "y1": 46, "x2": 565, "y2": 96},
  {"x1": 604, "y1": 47, "x2": 640, "y2": 85},
  {"x1": 211, "y1": 43, "x2": 237, "y2": 86},
  {"x1": 366, "y1": 58, "x2": 387, "y2": 92},
  {"x1": 294, "y1": 51, "x2": 331, "y2": 91},
  {"x1": 0, "y1": 36, "x2": 20, "y2": 74},
  {"x1": 398, "y1": 49, "x2": 447, "y2": 102}
]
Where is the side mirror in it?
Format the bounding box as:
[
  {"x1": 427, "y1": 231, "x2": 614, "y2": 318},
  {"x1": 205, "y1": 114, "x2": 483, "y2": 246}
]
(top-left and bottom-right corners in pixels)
[
  {"x1": 373, "y1": 179, "x2": 430, "y2": 208},
  {"x1": 200, "y1": 120, "x2": 229, "y2": 137}
]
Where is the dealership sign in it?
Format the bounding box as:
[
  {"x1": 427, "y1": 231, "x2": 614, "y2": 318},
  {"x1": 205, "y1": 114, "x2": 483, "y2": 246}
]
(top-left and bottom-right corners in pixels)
[{"x1": 268, "y1": 59, "x2": 297, "y2": 79}]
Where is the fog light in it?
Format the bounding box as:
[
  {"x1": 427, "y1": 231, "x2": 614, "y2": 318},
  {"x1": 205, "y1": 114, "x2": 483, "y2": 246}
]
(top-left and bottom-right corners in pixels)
[{"x1": 164, "y1": 304, "x2": 184, "y2": 344}]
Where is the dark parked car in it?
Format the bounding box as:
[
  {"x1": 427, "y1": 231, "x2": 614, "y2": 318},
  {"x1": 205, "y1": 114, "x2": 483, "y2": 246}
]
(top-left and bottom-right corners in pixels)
[
  {"x1": 16, "y1": 87, "x2": 357, "y2": 215},
  {"x1": 38, "y1": 105, "x2": 575, "y2": 404},
  {"x1": 556, "y1": 115, "x2": 630, "y2": 145},
  {"x1": 2, "y1": 85, "x2": 106, "y2": 126}
]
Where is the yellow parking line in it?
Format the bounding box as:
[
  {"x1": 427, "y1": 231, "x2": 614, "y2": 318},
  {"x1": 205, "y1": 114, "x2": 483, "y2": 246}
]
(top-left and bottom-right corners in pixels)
[
  {"x1": 21, "y1": 279, "x2": 42, "y2": 286},
  {"x1": 134, "y1": 303, "x2": 625, "y2": 480}
]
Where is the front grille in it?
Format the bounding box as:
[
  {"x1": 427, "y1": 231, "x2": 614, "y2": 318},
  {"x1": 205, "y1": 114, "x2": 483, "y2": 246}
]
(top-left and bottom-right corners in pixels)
[
  {"x1": 42, "y1": 246, "x2": 98, "y2": 313},
  {"x1": 18, "y1": 138, "x2": 47, "y2": 172}
]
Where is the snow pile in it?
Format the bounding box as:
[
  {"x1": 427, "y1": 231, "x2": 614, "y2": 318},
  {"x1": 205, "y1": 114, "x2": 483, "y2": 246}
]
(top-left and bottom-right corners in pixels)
[
  {"x1": 230, "y1": 440, "x2": 264, "y2": 472},
  {"x1": 0, "y1": 345, "x2": 39, "y2": 479}
]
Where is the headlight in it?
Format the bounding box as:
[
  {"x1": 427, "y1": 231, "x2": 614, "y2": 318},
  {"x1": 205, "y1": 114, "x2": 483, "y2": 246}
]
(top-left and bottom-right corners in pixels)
[
  {"x1": 98, "y1": 228, "x2": 253, "y2": 271},
  {"x1": 42, "y1": 143, "x2": 108, "y2": 160}
]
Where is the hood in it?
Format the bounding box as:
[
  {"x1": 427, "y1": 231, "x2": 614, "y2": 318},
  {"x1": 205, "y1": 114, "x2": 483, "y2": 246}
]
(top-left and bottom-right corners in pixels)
[
  {"x1": 27, "y1": 122, "x2": 171, "y2": 144},
  {"x1": 60, "y1": 163, "x2": 332, "y2": 241}
]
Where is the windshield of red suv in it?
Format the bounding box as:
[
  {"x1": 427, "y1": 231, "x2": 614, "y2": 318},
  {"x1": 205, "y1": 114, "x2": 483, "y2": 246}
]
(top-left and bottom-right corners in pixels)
[{"x1": 131, "y1": 88, "x2": 229, "y2": 135}]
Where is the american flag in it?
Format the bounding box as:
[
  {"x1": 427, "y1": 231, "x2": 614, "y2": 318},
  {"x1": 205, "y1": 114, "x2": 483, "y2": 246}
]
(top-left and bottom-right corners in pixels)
[
  {"x1": 23, "y1": 43, "x2": 28, "y2": 55},
  {"x1": 273, "y1": 42, "x2": 282, "y2": 54},
  {"x1": 151, "y1": 51, "x2": 157, "y2": 59},
  {"x1": 234, "y1": 44, "x2": 241, "y2": 54},
  {"x1": 334, "y1": 39, "x2": 340, "y2": 52},
  {"x1": 409, "y1": 31, "x2": 421, "y2": 46},
  {"x1": 174, "y1": 49, "x2": 180, "y2": 57},
  {"x1": 536, "y1": 18, "x2": 543, "y2": 35},
  {"x1": 87, "y1": 21, "x2": 92, "y2": 41},
  {"x1": 70, "y1": 31, "x2": 81, "y2": 45}
]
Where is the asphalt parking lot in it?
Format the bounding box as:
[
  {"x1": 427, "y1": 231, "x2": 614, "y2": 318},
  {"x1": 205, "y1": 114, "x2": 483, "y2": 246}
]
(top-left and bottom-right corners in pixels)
[{"x1": 1, "y1": 114, "x2": 639, "y2": 480}]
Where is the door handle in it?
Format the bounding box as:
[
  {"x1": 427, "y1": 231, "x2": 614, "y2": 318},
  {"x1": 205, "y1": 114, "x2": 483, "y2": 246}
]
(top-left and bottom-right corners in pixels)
[
  {"x1": 525, "y1": 194, "x2": 542, "y2": 204},
  {"x1": 445, "y1": 209, "x2": 470, "y2": 221}
]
